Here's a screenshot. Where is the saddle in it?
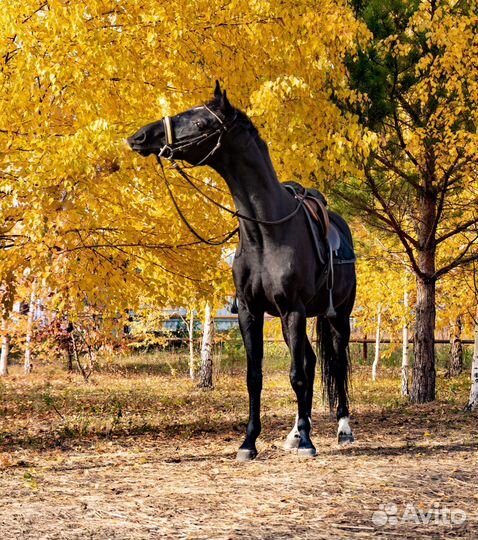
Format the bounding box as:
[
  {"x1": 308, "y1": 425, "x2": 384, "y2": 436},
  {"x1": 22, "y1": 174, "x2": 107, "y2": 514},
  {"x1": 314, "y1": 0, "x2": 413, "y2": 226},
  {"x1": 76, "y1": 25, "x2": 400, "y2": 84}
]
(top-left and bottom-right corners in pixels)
[
  {"x1": 300, "y1": 196, "x2": 341, "y2": 253},
  {"x1": 282, "y1": 181, "x2": 353, "y2": 318},
  {"x1": 282, "y1": 181, "x2": 340, "y2": 256}
]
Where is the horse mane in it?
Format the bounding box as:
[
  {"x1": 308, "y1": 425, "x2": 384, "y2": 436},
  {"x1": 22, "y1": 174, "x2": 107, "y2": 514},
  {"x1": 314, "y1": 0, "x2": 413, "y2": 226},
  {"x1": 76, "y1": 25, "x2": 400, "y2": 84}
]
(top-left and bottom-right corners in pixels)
[
  {"x1": 230, "y1": 106, "x2": 270, "y2": 156},
  {"x1": 232, "y1": 108, "x2": 260, "y2": 137},
  {"x1": 207, "y1": 98, "x2": 261, "y2": 140}
]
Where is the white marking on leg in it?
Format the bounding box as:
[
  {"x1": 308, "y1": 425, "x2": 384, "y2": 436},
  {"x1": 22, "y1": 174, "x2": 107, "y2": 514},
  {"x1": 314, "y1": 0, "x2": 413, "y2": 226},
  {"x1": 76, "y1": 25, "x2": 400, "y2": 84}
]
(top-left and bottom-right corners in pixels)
[
  {"x1": 284, "y1": 415, "x2": 299, "y2": 447},
  {"x1": 338, "y1": 416, "x2": 352, "y2": 435},
  {"x1": 284, "y1": 415, "x2": 312, "y2": 450}
]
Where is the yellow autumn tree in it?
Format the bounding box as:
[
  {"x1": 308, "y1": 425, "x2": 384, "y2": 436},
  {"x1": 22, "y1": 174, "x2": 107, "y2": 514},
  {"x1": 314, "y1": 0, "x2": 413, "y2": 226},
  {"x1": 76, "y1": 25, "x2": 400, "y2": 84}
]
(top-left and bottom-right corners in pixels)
[
  {"x1": 334, "y1": 0, "x2": 478, "y2": 402},
  {"x1": 1, "y1": 0, "x2": 242, "y2": 341},
  {"x1": 1, "y1": 0, "x2": 367, "y2": 342},
  {"x1": 353, "y1": 223, "x2": 412, "y2": 342},
  {"x1": 5, "y1": 0, "x2": 475, "y2": 403}
]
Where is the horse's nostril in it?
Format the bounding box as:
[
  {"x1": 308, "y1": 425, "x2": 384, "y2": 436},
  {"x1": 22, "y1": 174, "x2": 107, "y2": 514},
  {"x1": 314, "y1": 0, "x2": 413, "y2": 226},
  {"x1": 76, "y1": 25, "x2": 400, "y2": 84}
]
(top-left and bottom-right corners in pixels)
[{"x1": 129, "y1": 132, "x2": 147, "y2": 146}]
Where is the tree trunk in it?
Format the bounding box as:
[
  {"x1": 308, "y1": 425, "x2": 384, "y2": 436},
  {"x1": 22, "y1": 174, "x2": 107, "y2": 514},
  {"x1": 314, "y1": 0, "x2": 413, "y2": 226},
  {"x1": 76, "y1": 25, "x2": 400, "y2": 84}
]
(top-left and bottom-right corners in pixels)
[
  {"x1": 66, "y1": 321, "x2": 74, "y2": 371},
  {"x1": 410, "y1": 179, "x2": 438, "y2": 403},
  {"x1": 401, "y1": 290, "x2": 410, "y2": 396},
  {"x1": 362, "y1": 334, "x2": 368, "y2": 363},
  {"x1": 411, "y1": 275, "x2": 436, "y2": 402},
  {"x1": 449, "y1": 316, "x2": 463, "y2": 377},
  {"x1": 0, "y1": 317, "x2": 9, "y2": 377},
  {"x1": 372, "y1": 306, "x2": 381, "y2": 382},
  {"x1": 24, "y1": 279, "x2": 37, "y2": 374},
  {"x1": 66, "y1": 347, "x2": 74, "y2": 371},
  {"x1": 465, "y1": 305, "x2": 478, "y2": 411},
  {"x1": 189, "y1": 309, "x2": 195, "y2": 380},
  {"x1": 198, "y1": 302, "x2": 213, "y2": 389},
  {"x1": 71, "y1": 329, "x2": 90, "y2": 382}
]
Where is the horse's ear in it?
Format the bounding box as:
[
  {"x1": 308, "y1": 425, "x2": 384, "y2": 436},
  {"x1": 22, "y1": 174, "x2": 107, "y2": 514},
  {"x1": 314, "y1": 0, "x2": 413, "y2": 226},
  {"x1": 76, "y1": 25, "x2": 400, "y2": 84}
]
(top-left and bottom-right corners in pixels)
[
  {"x1": 214, "y1": 80, "x2": 222, "y2": 99},
  {"x1": 220, "y1": 89, "x2": 233, "y2": 115}
]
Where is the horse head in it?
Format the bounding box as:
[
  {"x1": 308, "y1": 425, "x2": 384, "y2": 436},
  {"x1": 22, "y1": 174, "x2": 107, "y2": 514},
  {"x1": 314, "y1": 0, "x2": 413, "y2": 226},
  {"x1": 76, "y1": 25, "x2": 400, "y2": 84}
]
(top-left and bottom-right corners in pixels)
[{"x1": 127, "y1": 81, "x2": 234, "y2": 165}]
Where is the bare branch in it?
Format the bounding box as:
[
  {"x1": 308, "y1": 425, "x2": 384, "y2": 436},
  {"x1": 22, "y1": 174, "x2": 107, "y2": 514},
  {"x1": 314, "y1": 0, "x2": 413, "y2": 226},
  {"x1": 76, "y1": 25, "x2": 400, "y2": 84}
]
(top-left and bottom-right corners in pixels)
[
  {"x1": 365, "y1": 173, "x2": 424, "y2": 278},
  {"x1": 391, "y1": 117, "x2": 425, "y2": 179},
  {"x1": 435, "y1": 251, "x2": 478, "y2": 280},
  {"x1": 436, "y1": 217, "x2": 478, "y2": 245},
  {"x1": 373, "y1": 153, "x2": 421, "y2": 190}
]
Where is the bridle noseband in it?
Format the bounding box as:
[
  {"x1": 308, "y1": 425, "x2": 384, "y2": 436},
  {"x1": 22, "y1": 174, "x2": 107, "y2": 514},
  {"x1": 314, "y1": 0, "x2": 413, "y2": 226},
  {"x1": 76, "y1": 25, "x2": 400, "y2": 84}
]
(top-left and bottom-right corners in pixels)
[
  {"x1": 158, "y1": 105, "x2": 234, "y2": 166},
  {"x1": 163, "y1": 115, "x2": 174, "y2": 146}
]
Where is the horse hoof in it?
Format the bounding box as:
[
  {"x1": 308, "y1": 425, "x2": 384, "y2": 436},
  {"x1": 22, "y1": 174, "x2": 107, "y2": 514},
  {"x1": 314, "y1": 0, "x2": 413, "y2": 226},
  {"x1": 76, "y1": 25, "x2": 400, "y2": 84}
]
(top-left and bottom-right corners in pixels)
[
  {"x1": 283, "y1": 434, "x2": 300, "y2": 451},
  {"x1": 338, "y1": 432, "x2": 355, "y2": 445},
  {"x1": 236, "y1": 448, "x2": 258, "y2": 462},
  {"x1": 297, "y1": 445, "x2": 317, "y2": 458}
]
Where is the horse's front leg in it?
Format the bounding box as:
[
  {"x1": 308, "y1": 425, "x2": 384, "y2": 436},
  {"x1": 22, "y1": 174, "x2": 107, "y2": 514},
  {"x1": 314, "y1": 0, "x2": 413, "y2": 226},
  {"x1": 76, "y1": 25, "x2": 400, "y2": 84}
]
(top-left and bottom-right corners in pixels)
[
  {"x1": 283, "y1": 310, "x2": 317, "y2": 457},
  {"x1": 236, "y1": 307, "x2": 264, "y2": 461}
]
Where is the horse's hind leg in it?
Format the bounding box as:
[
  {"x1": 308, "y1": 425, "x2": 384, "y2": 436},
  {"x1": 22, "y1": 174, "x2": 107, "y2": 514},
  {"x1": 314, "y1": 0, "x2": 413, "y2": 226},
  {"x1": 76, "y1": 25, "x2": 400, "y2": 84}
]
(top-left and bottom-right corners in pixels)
[
  {"x1": 236, "y1": 307, "x2": 264, "y2": 461},
  {"x1": 284, "y1": 336, "x2": 316, "y2": 450},
  {"x1": 328, "y1": 313, "x2": 354, "y2": 444},
  {"x1": 304, "y1": 337, "x2": 317, "y2": 421},
  {"x1": 282, "y1": 310, "x2": 316, "y2": 457}
]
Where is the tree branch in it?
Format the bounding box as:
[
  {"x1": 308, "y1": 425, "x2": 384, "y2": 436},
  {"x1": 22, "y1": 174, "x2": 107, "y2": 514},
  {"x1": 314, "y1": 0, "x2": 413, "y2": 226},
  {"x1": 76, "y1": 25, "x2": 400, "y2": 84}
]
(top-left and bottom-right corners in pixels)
[
  {"x1": 391, "y1": 108, "x2": 423, "y2": 174},
  {"x1": 373, "y1": 153, "x2": 421, "y2": 190},
  {"x1": 428, "y1": 176, "x2": 449, "y2": 246},
  {"x1": 396, "y1": 92, "x2": 423, "y2": 127},
  {"x1": 435, "y1": 251, "x2": 478, "y2": 280},
  {"x1": 364, "y1": 171, "x2": 424, "y2": 277},
  {"x1": 364, "y1": 170, "x2": 420, "y2": 247},
  {"x1": 436, "y1": 217, "x2": 478, "y2": 245}
]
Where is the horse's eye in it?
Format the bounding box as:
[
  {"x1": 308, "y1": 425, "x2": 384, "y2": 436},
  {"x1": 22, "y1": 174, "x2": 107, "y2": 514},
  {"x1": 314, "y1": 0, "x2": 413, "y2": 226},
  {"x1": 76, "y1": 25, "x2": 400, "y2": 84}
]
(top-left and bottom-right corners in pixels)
[{"x1": 194, "y1": 119, "x2": 207, "y2": 130}]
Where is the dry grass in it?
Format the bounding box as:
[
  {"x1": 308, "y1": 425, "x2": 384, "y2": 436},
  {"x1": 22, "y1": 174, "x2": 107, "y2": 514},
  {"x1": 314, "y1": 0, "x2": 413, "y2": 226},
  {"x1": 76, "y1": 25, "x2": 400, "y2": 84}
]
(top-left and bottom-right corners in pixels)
[{"x1": 0, "y1": 353, "x2": 477, "y2": 539}]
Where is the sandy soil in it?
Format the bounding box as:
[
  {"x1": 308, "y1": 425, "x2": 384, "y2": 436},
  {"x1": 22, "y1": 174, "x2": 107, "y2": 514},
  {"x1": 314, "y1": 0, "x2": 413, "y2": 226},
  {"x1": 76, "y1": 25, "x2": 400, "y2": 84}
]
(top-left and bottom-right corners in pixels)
[{"x1": 1, "y1": 402, "x2": 476, "y2": 539}]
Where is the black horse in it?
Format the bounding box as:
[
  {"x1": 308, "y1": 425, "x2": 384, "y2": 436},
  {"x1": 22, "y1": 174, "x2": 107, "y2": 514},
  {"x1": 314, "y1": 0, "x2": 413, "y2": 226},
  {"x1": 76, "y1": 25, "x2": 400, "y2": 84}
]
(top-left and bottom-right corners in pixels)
[{"x1": 128, "y1": 82, "x2": 356, "y2": 460}]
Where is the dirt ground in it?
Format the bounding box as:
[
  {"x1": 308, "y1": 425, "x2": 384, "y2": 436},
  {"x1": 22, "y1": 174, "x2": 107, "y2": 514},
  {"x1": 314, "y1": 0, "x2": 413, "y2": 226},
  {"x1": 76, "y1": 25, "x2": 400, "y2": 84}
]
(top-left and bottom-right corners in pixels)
[{"x1": 0, "y1": 363, "x2": 477, "y2": 539}]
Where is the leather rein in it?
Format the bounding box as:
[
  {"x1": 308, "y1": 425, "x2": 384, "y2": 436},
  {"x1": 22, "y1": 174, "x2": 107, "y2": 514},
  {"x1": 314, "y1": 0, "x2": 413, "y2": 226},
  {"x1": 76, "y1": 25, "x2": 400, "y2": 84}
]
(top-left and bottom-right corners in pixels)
[{"x1": 155, "y1": 105, "x2": 306, "y2": 245}]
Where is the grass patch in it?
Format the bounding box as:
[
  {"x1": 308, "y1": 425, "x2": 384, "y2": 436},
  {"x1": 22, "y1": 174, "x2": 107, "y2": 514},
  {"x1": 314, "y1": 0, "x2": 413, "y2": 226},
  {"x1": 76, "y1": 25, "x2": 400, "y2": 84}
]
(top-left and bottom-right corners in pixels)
[{"x1": 0, "y1": 349, "x2": 474, "y2": 453}]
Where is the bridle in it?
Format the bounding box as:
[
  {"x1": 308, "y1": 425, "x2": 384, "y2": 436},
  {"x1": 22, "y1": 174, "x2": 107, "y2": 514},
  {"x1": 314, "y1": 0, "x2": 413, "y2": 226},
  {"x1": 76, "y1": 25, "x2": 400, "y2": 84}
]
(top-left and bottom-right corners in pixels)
[
  {"x1": 157, "y1": 104, "x2": 234, "y2": 166},
  {"x1": 154, "y1": 105, "x2": 305, "y2": 246}
]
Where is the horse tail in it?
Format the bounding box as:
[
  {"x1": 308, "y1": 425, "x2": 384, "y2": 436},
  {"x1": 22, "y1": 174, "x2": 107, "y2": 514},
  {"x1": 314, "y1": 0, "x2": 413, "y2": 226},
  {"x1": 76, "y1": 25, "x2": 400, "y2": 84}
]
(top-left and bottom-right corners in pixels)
[{"x1": 317, "y1": 316, "x2": 350, "y2": 411}]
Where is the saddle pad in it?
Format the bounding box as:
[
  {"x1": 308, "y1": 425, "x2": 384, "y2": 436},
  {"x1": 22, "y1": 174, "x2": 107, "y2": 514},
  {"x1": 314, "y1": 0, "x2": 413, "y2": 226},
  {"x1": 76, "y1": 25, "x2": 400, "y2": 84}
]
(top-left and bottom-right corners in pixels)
[
  {"x1": 328, "y1": 223, "x2": 341, "y2": 252},
  {"x1": 329, "y1": 212, "x2": 356, "y2": 263}
]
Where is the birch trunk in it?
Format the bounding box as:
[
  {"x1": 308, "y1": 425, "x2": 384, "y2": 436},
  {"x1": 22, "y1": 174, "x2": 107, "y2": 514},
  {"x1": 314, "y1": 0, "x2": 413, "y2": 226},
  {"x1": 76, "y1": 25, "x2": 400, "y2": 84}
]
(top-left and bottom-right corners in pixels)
[
  {"x1": 189, "y1": 309, "x2": 195, "y2": 380},
  {"x1": 372, "y1": 306, "x2": 381, "y2": 382},
  {"x1": 0, "y1": 317, "x2": 9, "y2": 377},
  {"x1": 24, "y1": 279, "x2": 37, "y2": 374},
  {"x1": 465, "y1": 306, "x2": 478, "y2": 411},
  {"x1": 198, "y1": 302, "x2": 213, "y2": 389},
  {"x1": 401, "y1": 290, "x2": 410, "y2": 396}
]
